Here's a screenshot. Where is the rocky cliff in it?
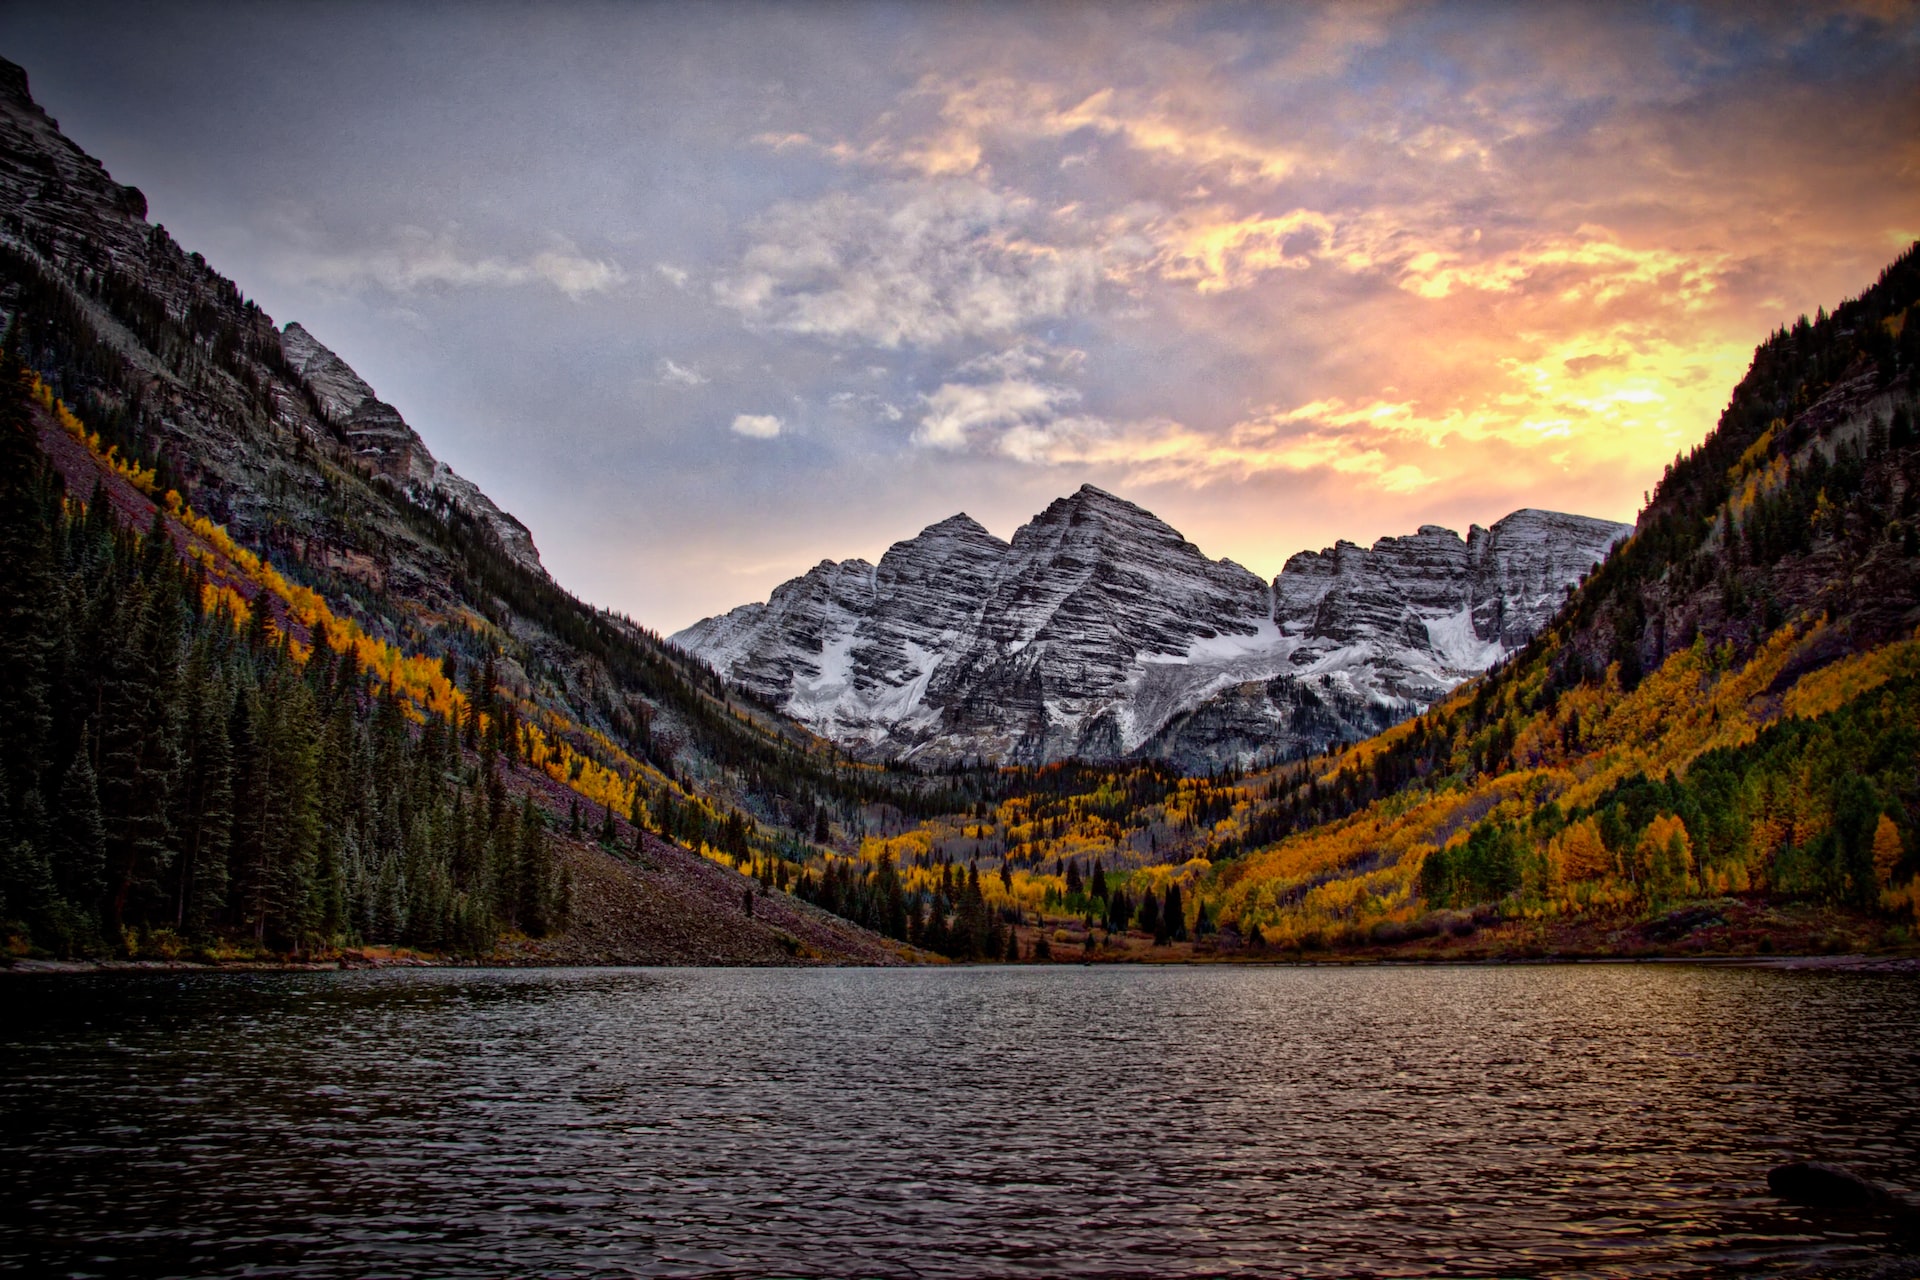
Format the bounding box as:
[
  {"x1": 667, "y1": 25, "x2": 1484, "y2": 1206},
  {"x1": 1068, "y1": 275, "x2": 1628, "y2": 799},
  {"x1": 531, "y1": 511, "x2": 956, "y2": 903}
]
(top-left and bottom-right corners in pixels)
[
  {"x1": 277, "y1": 322, "x2": 544, "y2": 576},
  {"x1": 674, "y1": 488, "x2": 1629, "y2": 768},
  {"x1": 0, "y1": 65, "x2": 544, "y2": 584}
]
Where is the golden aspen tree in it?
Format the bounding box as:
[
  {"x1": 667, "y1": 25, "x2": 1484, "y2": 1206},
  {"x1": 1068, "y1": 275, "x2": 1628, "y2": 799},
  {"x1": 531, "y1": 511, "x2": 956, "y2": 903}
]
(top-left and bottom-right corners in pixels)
[
  {"x1": 1873, "y1": 814, "x2": 1903, "y2": 891},
  {"x1": 1637, "y1": 814, "x2": 1695, "y2": 899},
  {"x1": 1548, "y1": 817, "x2": 1611, "y2": 887}
]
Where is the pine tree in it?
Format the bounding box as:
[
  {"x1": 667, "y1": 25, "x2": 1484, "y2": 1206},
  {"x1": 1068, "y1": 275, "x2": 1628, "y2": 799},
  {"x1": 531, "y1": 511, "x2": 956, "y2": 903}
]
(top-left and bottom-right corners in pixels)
[
  {"x1": 0, "y1": 759, "x2": 62, "y2": 945},
  {"x1": 49, "y1": 744, "x2": 106, "y2": 925},
  {"x1": 1164, "y1": 882, "x2": 1186, "y2": 942},
  {"x1": 169, "y1": 657, "x2": 233, "y2": 933},
  {"x1": 1136, "y1": 890, "x2": 1159, "y2": 938},
  {"x1": 97, "y1": 573, "x2": 183, "y2": 935},
  {"x1": 0, "y1": 353, "x2": 56, "y2": 909},
  {"x1": 231, "y1": 672, "x2": 321, "y2": 947}
]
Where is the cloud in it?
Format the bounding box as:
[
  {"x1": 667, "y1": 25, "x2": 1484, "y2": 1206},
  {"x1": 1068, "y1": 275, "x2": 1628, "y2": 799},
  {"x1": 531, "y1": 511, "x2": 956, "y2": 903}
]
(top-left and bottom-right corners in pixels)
[
  {"x1": 1155, "y1": 208, "x2": 1338, "y2": 293},
  {"x1": 278, "y1": 226, "x2": 625, "y2": 298},
  {"x1": 731, "y1": 413, "x2": 784, "y2": 439},
  {"x1": 752, "y1": 127, "x2": 981, "y2": 178},
  {"x1": 1388, "y1": 229, "x2": 1730, "y2": 306},
  {"x1": 974, "y1": 406, "x2": 1434, "y2": 492},
  {"x1": 828, "y1": 390, "x2": 905, "y2": 422},
  {"x1": 658, "y1": 357, "x2": 708, "y2": 386},
  {"x1": 954, "y1": 341, "x2": 1086, "y2": 379},
  {"x1": 915, "y1": 377, "x2": 1081, "y2": 450},
  {"x1": 714, "y1": 180, "x2": 1114, "y2": 348},
  {"x1": 928, "y1": 78, "x2": 1305, "y2": 187}
]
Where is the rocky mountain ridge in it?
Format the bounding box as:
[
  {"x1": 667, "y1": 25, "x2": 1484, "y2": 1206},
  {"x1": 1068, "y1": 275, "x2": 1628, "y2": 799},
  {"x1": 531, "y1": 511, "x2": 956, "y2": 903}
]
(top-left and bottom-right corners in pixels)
[
  {"x1": 0, "y1": 57, "x2": 545, "y2": 585},
  {"x1": 277, "y1": 322, "x2": 544, "y2": 576},
  {"x1": 673, "y1": 487, "x2": 1630, "y2": 768}
]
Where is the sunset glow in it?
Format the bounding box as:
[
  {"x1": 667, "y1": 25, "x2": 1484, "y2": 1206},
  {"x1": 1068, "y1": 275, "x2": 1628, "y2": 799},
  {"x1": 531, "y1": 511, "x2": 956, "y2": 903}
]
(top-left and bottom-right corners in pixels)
[{"x1": 11, "y1": 2, "x2": 1918, "y2": 628}]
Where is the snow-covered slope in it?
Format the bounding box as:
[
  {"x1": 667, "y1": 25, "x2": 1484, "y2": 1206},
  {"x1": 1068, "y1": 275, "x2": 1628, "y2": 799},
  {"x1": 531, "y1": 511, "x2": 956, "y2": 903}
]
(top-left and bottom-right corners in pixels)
[{"x1": 673, "y1": 487, "x2": 1629, "y2": 768}]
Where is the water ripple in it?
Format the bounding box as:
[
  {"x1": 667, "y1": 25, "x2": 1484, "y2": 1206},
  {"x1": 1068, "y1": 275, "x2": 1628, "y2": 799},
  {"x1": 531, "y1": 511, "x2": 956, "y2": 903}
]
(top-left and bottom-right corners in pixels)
[{"x1": 2, "y1": 965, "x2": 1917, "y2": 1277}]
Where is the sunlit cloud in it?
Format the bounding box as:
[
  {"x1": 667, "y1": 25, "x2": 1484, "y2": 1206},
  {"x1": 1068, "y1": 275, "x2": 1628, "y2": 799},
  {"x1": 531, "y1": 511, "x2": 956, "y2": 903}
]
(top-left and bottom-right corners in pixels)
[
  {"x1": 982, "y1": 408, "x2": 1435, "y2": 492},
  {"x1": 915, "y1": 377, "x2": 1080, "y2": 451},
  {"x1": 1155, "y1": 208, "x2": 1337, "y2": 293},
  {"x1": 930, "y1": 78, "x2": 1306, "y2": 186},
  {"x1": 731, "y1": 413, "x2": 784, "y2": 439},
  {"x1": 1390, "y1": 230, "x2": 1730, "y2": 306}
]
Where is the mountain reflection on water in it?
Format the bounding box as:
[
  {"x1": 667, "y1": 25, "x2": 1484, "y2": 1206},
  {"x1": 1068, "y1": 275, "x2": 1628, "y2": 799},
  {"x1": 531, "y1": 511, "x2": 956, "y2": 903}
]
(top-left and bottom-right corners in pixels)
[{"x1": 2, "y1": 964, "x2": 1916, "y2": 1278}]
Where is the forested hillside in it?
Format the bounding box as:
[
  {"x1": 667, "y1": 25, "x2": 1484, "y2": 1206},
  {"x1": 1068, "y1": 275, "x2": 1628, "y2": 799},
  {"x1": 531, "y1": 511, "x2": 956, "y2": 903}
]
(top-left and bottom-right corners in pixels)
[
  {"x1": 0, "y1": 56, "x2": 966, "y2": 962},
  {"x1": 0, "y1": 362, "x2": 561, "y2": 952}
]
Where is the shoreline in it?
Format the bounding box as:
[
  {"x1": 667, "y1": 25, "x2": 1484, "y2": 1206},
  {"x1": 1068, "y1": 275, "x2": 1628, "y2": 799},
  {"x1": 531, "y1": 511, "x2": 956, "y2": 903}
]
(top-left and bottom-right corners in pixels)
[{"x1": 9, "y1": 952, "x2": 1919, "y2": 976}]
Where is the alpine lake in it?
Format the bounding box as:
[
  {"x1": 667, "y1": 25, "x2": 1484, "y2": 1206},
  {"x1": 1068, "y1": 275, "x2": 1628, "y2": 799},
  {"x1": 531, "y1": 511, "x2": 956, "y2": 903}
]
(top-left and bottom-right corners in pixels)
[{"x1": 3, "y1": 963, "x2": 1917, "y2": 1278}]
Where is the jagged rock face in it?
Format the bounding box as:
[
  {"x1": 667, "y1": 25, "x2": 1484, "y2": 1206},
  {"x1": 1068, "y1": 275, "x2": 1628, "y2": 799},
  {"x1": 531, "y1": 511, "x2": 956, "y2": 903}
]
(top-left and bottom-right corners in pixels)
[
  {"x1": 1271, "y1": 508, "x2": 1630, "y2": 708},
  {"x1": 279, "y1": 323, "x2": 544, "y2": 576},
  {"x1": 683, "y1": 557, "x2": 879, "y2": 714},
  {"x1": 1136, "y1": 676, "x2": 1413, "y2": 775},
  {"x1": 675, "y1": 489, "x2": 1629, "y2": 769},
  {"x1": 1468, "y1": 509, "x2": 1626, "y2": 648},
  {"x1": 922, "y1": 487, "x2": 1273, "y2": 761},
  {"x1": 280, "y1": 321, "x2": 426, "y2": 481},
  {"x1": 0, "y1": 60, "x2": 155, "y2": 278},
  {"x1": 0, "y1": 59, "x2": 542, "y2": 582}
]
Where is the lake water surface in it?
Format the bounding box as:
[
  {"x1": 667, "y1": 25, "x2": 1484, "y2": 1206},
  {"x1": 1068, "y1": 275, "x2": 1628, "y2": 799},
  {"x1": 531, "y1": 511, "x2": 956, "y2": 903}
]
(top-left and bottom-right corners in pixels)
[{"x1": 3, "y1": 964, "x2": 1917, "y2": 1278}]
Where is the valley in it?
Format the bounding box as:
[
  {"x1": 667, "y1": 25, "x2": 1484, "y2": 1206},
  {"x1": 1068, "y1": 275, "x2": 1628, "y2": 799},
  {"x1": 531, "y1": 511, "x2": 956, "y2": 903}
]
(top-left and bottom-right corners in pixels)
[{"x1": 1, "y1": 52, "x2": 1917, "y2": 971}]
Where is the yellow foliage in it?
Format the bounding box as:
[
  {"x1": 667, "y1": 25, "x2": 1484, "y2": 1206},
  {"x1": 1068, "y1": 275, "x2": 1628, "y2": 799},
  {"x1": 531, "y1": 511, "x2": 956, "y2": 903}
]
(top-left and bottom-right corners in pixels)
[
  {"x1": 1884, "y1": 879, "x2": 1920, "y2": 924},
  {"x1": 1730, "y1": 420, "x2": 1780, "y2": 481},
  {"x1": 1875, "y1": 815, "x2": 1904, "y2": 892},
  {"x1": 1633, "y1": 813, "x2": 1695, "y2": 897},
  {"x1": 42, "y1": 386, "x2": 679, "y2": 834},
  {"x1": 1547, "y1": 817, "x2": 1611, "y2": 887},
  {"x1": 1781, "y1": 632, "x2": 1920, "y2": 723}
]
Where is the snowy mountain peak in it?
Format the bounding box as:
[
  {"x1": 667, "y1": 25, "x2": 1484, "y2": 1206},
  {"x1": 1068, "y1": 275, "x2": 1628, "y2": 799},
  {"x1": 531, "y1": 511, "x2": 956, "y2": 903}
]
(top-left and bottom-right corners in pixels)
[{"x1": 673, "y1": 492, "x2": 1628, "y2": 769}]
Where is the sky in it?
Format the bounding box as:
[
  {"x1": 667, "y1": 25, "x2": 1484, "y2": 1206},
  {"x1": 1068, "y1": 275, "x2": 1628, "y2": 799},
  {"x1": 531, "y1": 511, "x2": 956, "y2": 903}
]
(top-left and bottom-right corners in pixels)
[{"x1": 6, "y1": 1, "x2": 1918, "y2": 633}]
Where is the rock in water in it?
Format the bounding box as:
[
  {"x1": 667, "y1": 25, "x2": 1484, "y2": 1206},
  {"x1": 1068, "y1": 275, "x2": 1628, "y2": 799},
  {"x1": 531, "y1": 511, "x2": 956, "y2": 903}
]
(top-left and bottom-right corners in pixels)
[{"x1": 1768, "y1": 1161, "x2": 1899, "y2": 1210}]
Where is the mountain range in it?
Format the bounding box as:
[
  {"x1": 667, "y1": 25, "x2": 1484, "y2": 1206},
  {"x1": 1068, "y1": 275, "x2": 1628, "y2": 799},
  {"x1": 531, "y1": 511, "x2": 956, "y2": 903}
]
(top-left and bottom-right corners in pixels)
[{"x1": 673, "y1": 489, "x2": 1628, "y2": 768}]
